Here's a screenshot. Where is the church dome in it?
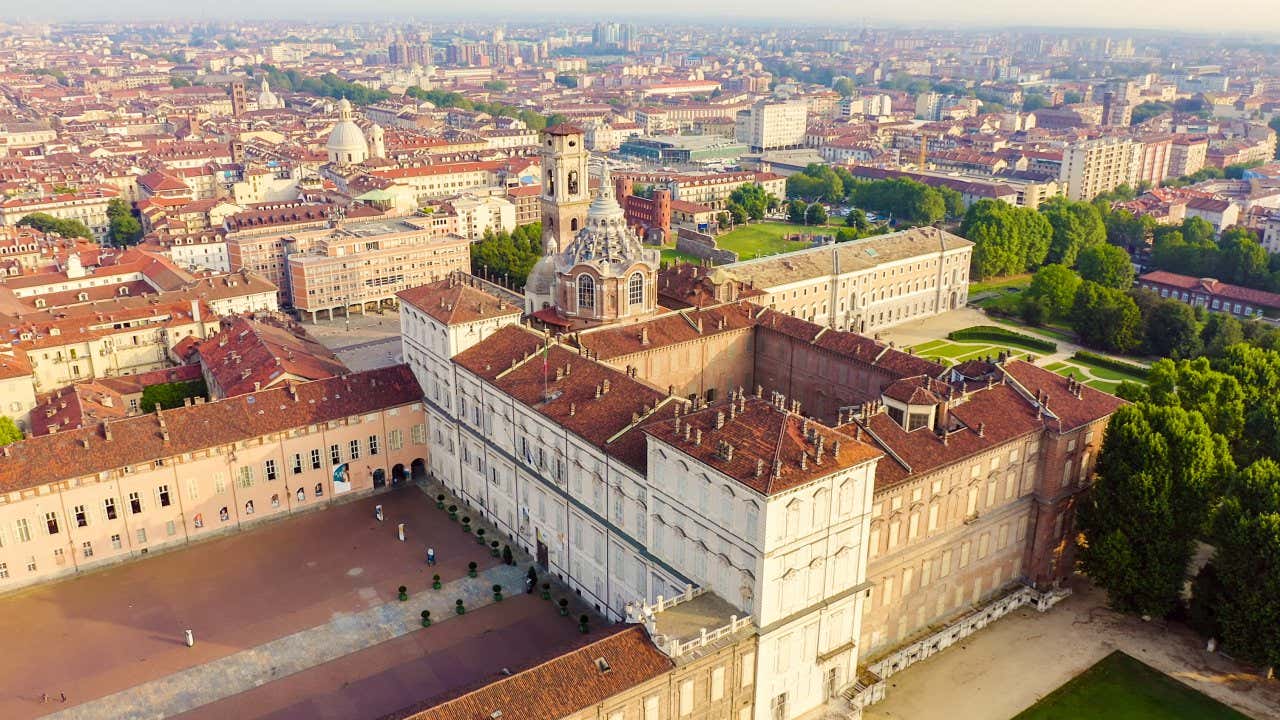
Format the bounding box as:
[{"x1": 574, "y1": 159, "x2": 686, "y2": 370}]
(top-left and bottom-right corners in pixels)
[
  {"x1": 326, "y1": 98, "x2": 369, "y2": 165},
  {"x1": 556, "y1": 165, "x2": 653, "y2": 273},
  {"x1": 257, "y1": 79, "x2": 281, "y2": 110}
]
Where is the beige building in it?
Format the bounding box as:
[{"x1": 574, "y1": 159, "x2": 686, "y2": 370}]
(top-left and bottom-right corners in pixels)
[
  {"x1": 0, "y1": 187, "x2": 119, "y2": 241},
  {"x1": 1058, "y1": 136, "x2": 1140, "y2": 201},
  {"x1": 735, "y1": 101, "x2": 809, "y2": 152},
  {"x1": 721, "y1": 227, "x2": 973, "y2": 336},
  {"x1": 0, "y1": 366, "x2": 428, "y2": 593}
]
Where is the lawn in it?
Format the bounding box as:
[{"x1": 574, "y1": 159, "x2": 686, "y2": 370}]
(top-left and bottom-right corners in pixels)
[
  {"x1": 716, "y1": 222, "x2": 827, "y2": 260},
  {"x1": 911, "y1": 338, "x2": 1042, "y2": 366},
  {"x1": 969, "y1": 274, "x2": 1032, "y2": 296},
  {"x1": 1013, "y1": 651, "x2": 1249, "y2": 720},
  {"x1": 660, "y1": 246, "x2": 702, "y2": 265}
]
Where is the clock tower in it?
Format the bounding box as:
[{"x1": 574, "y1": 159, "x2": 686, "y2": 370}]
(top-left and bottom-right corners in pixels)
[{"x1": 540, "y1": 124, "x2": 592, "y2": 253}]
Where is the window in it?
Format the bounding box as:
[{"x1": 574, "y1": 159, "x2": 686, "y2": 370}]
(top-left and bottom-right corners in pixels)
[
  {"x1": 74, "y1": 505, "x2": 87, "y2": 527},
  {"x1": 412, "y1": 424, "x2": 427, "y2": 445},
  {"x1": 264, "y1": 459, "x2": 277, "y2": 482},
  {"x1": 368, "y1": 435, "x2": 379, "y2": 456},
  {"x1": 629, "y1": 272, "x2": 644, "y2": 306},
  {"x1": 136, "y1": 528, "x2": 147, "y2": 544},
  {"x1": 710, "y1": 665, "x2": 726, "y2": 701},
  {"x1": 237, "y1": 466, "x2": 254, "y2": 488},
  {"x1": 643, "y1": 695, "x2": 660, "y2": 720},
  {"x1": 26, "y1": 557, "x2": 36, "y2": 573},
  {"x1": 679, "y1": 679, "x2": 694, "y2": 716},
  {"x1": 578, "y1": 274, "x2": 596, "y2": 310},
  {"x1": 166, "y1": 520, "x2": 177, "y2": 537},
  {"x1": 330, "y1": 444, "x2": 341, "y2": 466},
  {"x1": 111, "y1": 534, "x2": 122, "y2": 550},
  {"x1": 0, "y1": 563, "x2": 7, "y2": 579},
  {"x1": 158, "y1": 485, "x2": 172, "y2": 507},
  {"x1": 311, "y1": 449, "x2": 322, "y2": 470},
  {"x1": 315, "y1": 483, "x2": 324, "y2": 497},
  {"x1": 349, "y1": 439, "x2": 361, "y2": 460},
  {"x1": 389, "y1": 429, "x2": 403, "y2": 451},
  {"x1": 128, "y1": 492, "x2": 143, "y2": 514},
  {"x1": 45, "y1": 512, "x2": 59, "y2": 535},
  {"x1": 292, "y1": 453, "x2": 303, "y2": 474},
  {"x1": 104, "y1": 498, "x2": 118, "y2": 521}
]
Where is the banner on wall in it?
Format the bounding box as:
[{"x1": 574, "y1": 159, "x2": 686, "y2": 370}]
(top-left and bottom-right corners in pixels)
[{"x1": 333, "y1": 463, "x2": 352, "y2": 495}]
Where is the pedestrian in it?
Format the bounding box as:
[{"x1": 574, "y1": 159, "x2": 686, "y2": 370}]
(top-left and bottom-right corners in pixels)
[
  {"x1": 40, "y1": 692, "x2": 47, "y2": 704},
  {"x1": 525, "y1": 576, "x2": 535, "y2": 594},
  {"x1": 184, "y1": 629, "x2": 194, "y2": 647},
  {"x1": 60, "y1": 692, "x2": 66, "y2": 703},
  {"x1": 426, "y1": 547, "x2": 436, "y2": 566}
]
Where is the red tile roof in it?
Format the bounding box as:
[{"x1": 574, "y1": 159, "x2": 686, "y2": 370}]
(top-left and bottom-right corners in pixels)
[
  {"x1": 397, "y1": 277, "x2": 521, "y2": 326},
  {"x1": 1138, "y1": 270, "x2": 1280, "y2": 310},
  {"x1": 196, "y1": 316, "x2": 348, "y2": 398}
]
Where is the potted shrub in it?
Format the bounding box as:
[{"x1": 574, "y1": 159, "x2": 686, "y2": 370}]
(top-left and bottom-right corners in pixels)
[
  {"x1": 490, "y1": 540, "x2": 500, "y2": 557},
  {"x1": 467, "y1": 561, "x2": 478, "y2": 578},
  {"x1": 455, "y1": 599, "x2": 465, "y2": 615},
  {"x1": 421, "y1": 610, "x2": 431, "y2": 627},
  {"x1": 435, "y1": 494, "x2": 445, "y2": 509},
  {"x1": 432, "y1": 574, "x2": 441, "y2": 590},
  {"x1": 541, "y1": 582, "x2": 551, "y2": 600},
  {"x1": 398, "y1": 585, "x2": 408, "y2": 602},
  {"x1": 461, "y1": 516, "x2": 471, "y2": 534},
  {"x1": 492, "y1": 584, "x2": 503, "y2": 602},
  {"x1": 579, "y1": 614, "x2": 590, "y2": 634},
  {"x1": 502, "y1": 545, "x2": 514, "y2": 565},
  {"x1": 558, "y1": 598, "x2": 569, "y2": 617},
  {"x1": 448, "y1": 504, "x2": 458, "y2": 521},
  {"x1": 475, "y1": 528, "x2": 486, "y2": 545}
]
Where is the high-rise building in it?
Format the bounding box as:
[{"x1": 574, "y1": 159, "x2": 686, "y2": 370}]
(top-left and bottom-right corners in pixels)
[
  {"x1": 734, "y1": 100, "x2": 809, "y2": 152},
  {"x1": 1058, "y1": 136, "x2": 1140, "y2": 201}
]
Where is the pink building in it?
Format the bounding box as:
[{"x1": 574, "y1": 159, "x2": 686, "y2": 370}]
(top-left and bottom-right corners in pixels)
[{"x1": 0, "y1": 366, "x2": 428, "y2": 592}]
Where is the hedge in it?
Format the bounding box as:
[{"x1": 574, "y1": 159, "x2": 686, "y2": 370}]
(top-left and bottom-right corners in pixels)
[
  {"x1": 1071, "y1": 351, "x2": 1150, "y2": 380},
  {"x1": 948, "y1": 326, "x2": 1057, "y2": 353}
]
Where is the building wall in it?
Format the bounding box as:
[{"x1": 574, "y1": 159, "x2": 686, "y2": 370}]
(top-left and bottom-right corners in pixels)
[
  {"x1": 0, "y1": 403, "x2": 427, "y2": 593},
  {"x1": 603, "y1": 328, "x2": 756, "y2": 406},
  {"x1": 752, "y1": 328, "x2": 893, "y2": 425},
  {"x1": 0, "y1": 372, "x2": 37, "y2": 432}
]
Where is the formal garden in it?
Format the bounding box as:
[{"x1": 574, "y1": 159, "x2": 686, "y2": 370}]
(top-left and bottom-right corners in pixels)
[{"x1": 1013, "y1": 652, "x2": 1250, "y2": 720}]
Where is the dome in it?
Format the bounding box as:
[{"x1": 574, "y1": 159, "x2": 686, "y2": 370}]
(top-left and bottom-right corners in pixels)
[
  {"x1": 257, "y1": 79, "x2": 281, "y2": 110},
  {"x1": 555, "y1": 164, "x2": 654, "y2": 273},
  {"x1": 326, "y1": 98, "x2": 369, "y2": 165}
]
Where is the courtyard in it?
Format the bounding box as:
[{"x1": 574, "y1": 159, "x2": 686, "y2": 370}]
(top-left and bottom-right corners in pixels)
[
  {"x1": 0, "y1": 487, "x2": 592, "y2": 720},
  {"x1": 715, "y1": 221, "x2": 825, "y2": 260}
]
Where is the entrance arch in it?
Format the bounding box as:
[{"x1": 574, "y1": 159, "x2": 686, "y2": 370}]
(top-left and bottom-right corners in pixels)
[
  {"x1": 392, "y1": 463, "x2": 407, "y2": 484},
  {"x1": 372, "y1": 468, "x2": 387, "y2": 489},
  {"x1": 410, "y1": 458, "x2": 427, "y2": 481}
]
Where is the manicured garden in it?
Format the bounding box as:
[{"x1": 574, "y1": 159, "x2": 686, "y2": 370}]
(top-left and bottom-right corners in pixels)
[
  {"x1": 1013, "y1": 651, "x2": 1250, "y2": 720},
  {"x1": 716, "y1": 222, "x2": 825, "y2": 259}
]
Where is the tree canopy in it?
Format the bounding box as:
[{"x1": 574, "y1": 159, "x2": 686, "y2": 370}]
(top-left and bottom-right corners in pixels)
[
  {"x1": 107, "y1": 197, "x2": 142, "y2": 246},
  {"x1": 471, "y1": 222, "x2": 542, "y2": 289},
  {"x1": 17, "y1": 212, "x2": 92, "y2": 239},
  {"x1": 1070, "y1": 281, "x2": 1143, "y2": 353},
  {"x1": 1041, "y1": 198, "x2": 1106, "y2": 267},
  {"x1": 961, "y1": 199, "x2": 1053, "y2": 279},
  {"x1": 0, "y1": 417, "x2": 22, "y2": 446},
  {"x1": 1076, "y1": 243, "x2": 1135, "y2": 289}
]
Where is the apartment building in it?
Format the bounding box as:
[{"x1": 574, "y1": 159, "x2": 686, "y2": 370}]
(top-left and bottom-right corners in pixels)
[
  {"x1": 1058, "y1": 136, "x2": 1140, "y2": 201},
  {"x1": 734, "y1": 101, "x2": 809, "y2": 152}
]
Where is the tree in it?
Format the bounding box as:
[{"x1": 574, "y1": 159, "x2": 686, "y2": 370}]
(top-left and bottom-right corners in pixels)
[
  {"x1": 1079, "y1": 403, "x2": 1233, "y2": 618},
  {"x1": 1144, "y1": 301, "x2": 1203, "y2": 359},
  {"x1": 483, "y1": 80, "x2": 509, "y2": 92},
  {"x1": 471, "y1": 223, "x2": 543, "y2": 289},
  {"x1": 140, "y1": 380, "x2": 207, "y2": 412},
  {"x1": 961, "y1": 199, "x2": 1052, "y2": 279},
  {"x1": 1201, "y1": 313, "x2": 1245, "y2": 358},
  {"x1": 845, "y1": 208, "x2": 870, "y2": 231},
  {"x1": 1209, "y1": 459, "x2": 1280, "y2": 669},
  {"x1": 170, "y1": 76, "x2": 191, "y2": 88},
  {"x1": 1133, "y1": 357, "x2": 1244, "y2": 439},
  {"x1": 0, "y1": 417, "x2": 22, "y2": 446},
  {"x1": 937, "y1": 186, "x2": 965, "y2": 218},
  {"x1": 1076, "y1": 243, "x2": 1134, "y2": 289},
  {"x1": 727, "y1": 183, "x2": 771, "y2": 221},
  {"x1": 1025, "y1": 264, "x2": 1082, "y2": 319},
  {"x1": 106, "y1": 198, "x2": 142, "y2": 246},
  {"x1": 787, "y1": 200, "x2": 807, "y2": 224},
  {"x1": 832, "y1": 77, "x2": 856, "y2": 97},
  {"x1": 1070, "y1": 281, "x2": 1142, "y2": 353},
  {"x1": 1041, "y1": 198, "x2": 1106, "y2": 267},
  {"x1": 16, "y1": 212, "x2": 92, "y2": 239},
  {"x1": 805, "y1": 203, "x2": 828, "y2": 225}
]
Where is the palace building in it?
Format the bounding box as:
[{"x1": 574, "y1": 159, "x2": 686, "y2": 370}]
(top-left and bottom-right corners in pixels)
[{"x1": 394, "y1": 125, "x2": 1124, "y2": 719}]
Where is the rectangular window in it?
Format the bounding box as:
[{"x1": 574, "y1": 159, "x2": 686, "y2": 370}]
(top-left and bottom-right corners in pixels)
[
  {"x1": 311, "y1": 449, "x2": 322, "y2": 470},
  {"x1": 292, "y1": 453, "x2": 303, "y2": 474},
  {"x1": 111, "y1": 534, "x2": 122, "y2": 550},
  {"x1": 45, "y1": 512, "x2": 59, "y2": 535},
  {"x1": 389, "y1": 429, "x2": 403, "y2": 450},
  {"x1": 368, "y1": 435, "x2": 379, "y2": 456},
  {"x1": 214, "y1": 474, "x2": 228, "y2": 495},
  {"x1": 158, "y1": 485, "x2": 171, "y2": 507},
  {"x1": 136, "y1": 528, "x2": 147, "y2": 544},
  {"x1": 166, "y1": 520, "x2": 177, "y2": 537},
  {"x1": 711, "y1": 665, "x2": 726, "y2": 701},
  {"x1": 644, "y1": 696, "x2": 660, "y2": 720},
  {"x1": 186, "y1": 479, "x2": 199, "y2": 502},
  {"x1": 349, "y1": 439, "x2": 360, "y2": 460},
  {"x1": 412, "y1": 424, "x2": 427, "y2": 445},
  {"x1": 264, "y1": 459, "x2": 277, "y2": 482},
  {"x1": 104, "y1": 498, "x2": 118, "y2": 521},
  {"x1": 0, "y1": 562, "x2": 8, "y2": 579},
  {"x1": 26, "y1": 557, "x2": 36, "y2": 572},
  {"x1": 129, "y1": 492, "x2": 143, "y2": 514},
  {"x1": 238, "y1": 466, "x2": 254, "y2": 488},
  {"x1": 679, "y1": 679, "x2": 694, "y2": 716},
  {"x1": 74, "y1": 505, "x2": 87, "y2": 527},
  {"x1": 82, "y1": 541, "x2": 93, "y2": 558}
]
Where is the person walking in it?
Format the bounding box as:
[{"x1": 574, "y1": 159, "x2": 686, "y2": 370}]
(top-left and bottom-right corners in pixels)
[
  {"x1": 60, "y1": 692, "x2": 66, "y2": 703},
  {"x1": 426, "y1": 547, "x2": 436, "y2": 566}
]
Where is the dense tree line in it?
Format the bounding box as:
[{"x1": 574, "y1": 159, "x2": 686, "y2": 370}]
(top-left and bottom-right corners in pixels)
[
  {"x1": 17, "y1": 212, "x2": 92, "y2": 240},
  {"x1": 961, "y1": 199, "x2": 1055, "y2": 278},
  {"x1": 405, "y1": 86, "x2": 562, "y2": 131},
  {"x1": 471, "y1": 222, "x2": 542, "y2": 289},
  {"x1": 256, "y1": 65, "x2": 391, "y2": 105},
  {"x1": 785, "y1": 164, "x2": 959, "y2": 226},
  {"x1": 723, "y1": 183, "x2": 779, "y2": 225},
  {"x1": 1081, "y1": 344, "x2": 1280, "y2": 672}
]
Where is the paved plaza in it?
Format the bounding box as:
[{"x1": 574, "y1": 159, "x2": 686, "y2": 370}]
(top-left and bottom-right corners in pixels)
[{"x1": 0, "y1": 487, "x2": 573, "y2": 720}]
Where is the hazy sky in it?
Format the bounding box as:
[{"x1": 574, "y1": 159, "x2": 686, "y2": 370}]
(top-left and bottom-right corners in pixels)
[{"x1": 6, "y1": 0, "x2": 1280, "y2": 35}]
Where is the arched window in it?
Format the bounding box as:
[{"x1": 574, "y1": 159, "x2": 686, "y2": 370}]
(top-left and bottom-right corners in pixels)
[
  {"x1": 629, "y1": 272, "x2": 644, "y2": 306},
  {"x1": 571, "y1": 217, "x2": 579, "y2": 231},
  {"x1": 568, "y1": 170, "x2": 580, "y2": 195},
  {"x1": 577, "y1": 274, "x2": 595, "y2": 310}
]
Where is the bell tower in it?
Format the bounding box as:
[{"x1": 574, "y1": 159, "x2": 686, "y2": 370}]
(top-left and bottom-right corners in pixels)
[{"x1": 540, "y1": 124, "x2": 592, "y2": 253}]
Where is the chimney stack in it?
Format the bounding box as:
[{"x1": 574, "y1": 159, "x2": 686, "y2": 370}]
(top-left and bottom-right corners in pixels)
[{"x1": 715, "y1": 411, "x2": 725, "y2": 429}]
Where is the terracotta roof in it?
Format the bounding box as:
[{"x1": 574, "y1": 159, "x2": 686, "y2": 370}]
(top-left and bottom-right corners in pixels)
[
  {"x1": 397, "y1": 278, "x2": 521, "y2": 326},
  {"x1": 0, "y1": 365, "x2": 422, "y2": 493},
  {"x1": 754, "y1": 308, "x2": 945, "y2": 378},
  {"x1": 645, "y1": 395, "x2": 882, "y2": 495},
  {"x1": 1139, "y1": 270, "x2": 1280, "y2": 310},
  {"x1": 575, "y1": 303, "x2": 756, "y2": 360},
  {"x1": 1000, "y1": 360, "x2": 1126, "y2": 432},
  {"x1": 0, "y1": 350, "x2": 32, "y2": 380},
  {"x1": 196, "y1": 316, "x2": 348, "y2": 398},
  {"x1": 543, "y1": 123, "x2": 585, "y2": 136},
  {"x1": 386, "y1": 625, "x2": 672, "y2": 720}
]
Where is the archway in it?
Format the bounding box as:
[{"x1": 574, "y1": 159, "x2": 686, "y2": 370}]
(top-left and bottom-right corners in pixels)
[
  {"x1": 392, "y1": 463, "x2": 407, "y2": 484},
  {"x1": 411, "y1": 458, "x2": 427, "y2": 481},
  {"x1": 372, "y1": 468, "x2": 387, "y2": 489},
  {"x1": 950, "y1": 291, "x2": 959, "y2": 310}
]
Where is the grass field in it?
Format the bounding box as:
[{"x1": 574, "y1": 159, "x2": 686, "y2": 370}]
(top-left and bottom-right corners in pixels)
[
  {"x1": 660, "y1": 246, "x2": 702, "y2": 265},
  {"x1": 716, "y1": 222, "x2": 827, "y2": 260},
  {"x1": 912, "y1": 338, "x2": 1043, "y2": 365},
  {"x1": 1013, "y1": 651, "x2": 1250, "y2": 720},
  {"x1": 969, "y1": 274, "x2": 1032, "y2": 296}
]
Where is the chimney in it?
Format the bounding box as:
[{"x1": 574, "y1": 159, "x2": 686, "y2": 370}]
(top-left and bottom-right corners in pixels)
[
  {"x1": 772, "y1": 459, "x2": 782, "y2": 478},
  {"x1": 800, "y1": 453, "x2": 808, "y2": 471},
  {"x1": 715, "y1": 411, "x2": 725, "y2": 429},
  {"x1": 570, "y1": 403, "x2": 576, "y2": 416},
  {"x1": 683, "y1": 424, "x2": 692, "y2": 442},
  {"x1": 602, "y1": 379, "x2": 611, "y2": 394},
  {"x1": 694, "y1": 429, "x2": 702, "y2": 446},
  {"x1": 935, "y1": 398, "x2": 950, "y2": 433},
  {"x1": 755, "y1": 458, "x2": 764, "y2": 478},
  {"x1": 977, "y1": 422, "x2": 985, "y2": 437},
  {"x1": 641, "y1": 327, "x2": 650, "y2": 345},
  {"x1": 103, "y1": 420, "x2": 113, "y2": 441},
  {"x1": 755, "y1": 385, "x2": 763, "y2": 398},
  {"x1": 595, "y1": 384, "x2": 602, "y2": 399}
]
